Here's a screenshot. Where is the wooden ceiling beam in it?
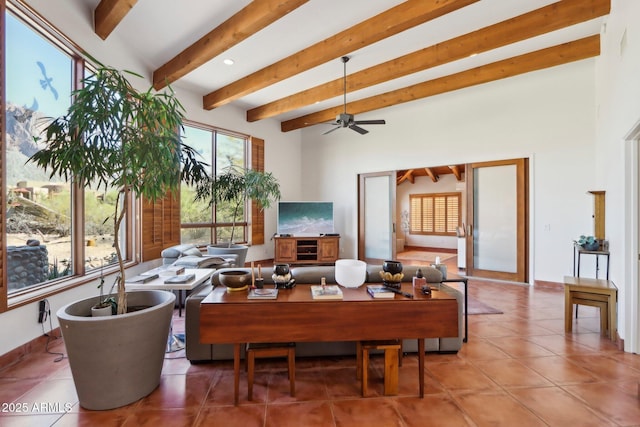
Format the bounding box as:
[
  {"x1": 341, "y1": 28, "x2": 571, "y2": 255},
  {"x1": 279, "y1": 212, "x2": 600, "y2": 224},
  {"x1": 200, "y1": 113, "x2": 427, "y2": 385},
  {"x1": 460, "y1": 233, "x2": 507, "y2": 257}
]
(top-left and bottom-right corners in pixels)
[
  {"x1": 248, "y1": 0, "x2": 610, "y2": 122},
  {"x1": 203, "y1": 0, "x2": 479, "y2": 110},
  {"x1": 448, "y1": 165, "x2": 462, "y2": 181},
  {"x1": 397, "y1": 170, "x2": 415, "y2": 185},
  {"x1": 94, "y1": 0, "x2": 138, "y2": 40},
  {"x1": 153, "y1": 0, "x2": 308, "y2": 90},
  {"x1": 424, "y1": 168, "x2": 439, "y2": 183},
  {"x1": 281, "y1": 35, "x2": 600, "y2": 132}
]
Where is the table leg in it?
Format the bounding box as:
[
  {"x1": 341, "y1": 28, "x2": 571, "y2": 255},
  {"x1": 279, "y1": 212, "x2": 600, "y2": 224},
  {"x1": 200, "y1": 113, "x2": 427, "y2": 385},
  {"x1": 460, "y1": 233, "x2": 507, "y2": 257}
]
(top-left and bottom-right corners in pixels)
[
  {"x1": 418, "y1": 338, "x2": 425, "y2": 398},
  {"x1": 564, "y1": 288, "x2": 573, "y2": 333},
  {"x1": 608, "y1": 294, "x2": 616, "y2": 340},
  {"x1": 577, "y1": 253, "x2": 581, "y2": 277},
  {"x1": 233, "y1": 343, "x2": 240, "y2": 405},
  {"x1": 463, "y1": 279, "x2": 468, "y2": 342}
]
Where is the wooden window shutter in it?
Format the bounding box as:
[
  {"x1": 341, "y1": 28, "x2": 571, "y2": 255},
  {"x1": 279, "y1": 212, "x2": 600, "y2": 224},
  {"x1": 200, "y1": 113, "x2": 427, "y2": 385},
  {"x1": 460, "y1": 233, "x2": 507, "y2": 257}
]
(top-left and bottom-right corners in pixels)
[
  {"x1": 446, "y1": 195, "x2": 459, "y2": 233},
  {"x1": 250, "y1": 137, "x2": 265, "y2": 245},
  {"x1": 434, "y1": 196, "x2": 446, "y2": 233},
  {"x1": 140, "y1": 191, "x2": 180, "y2": 261},
  {"x1": 409, "y1": 192, "x2": 460, "y2": 236}
]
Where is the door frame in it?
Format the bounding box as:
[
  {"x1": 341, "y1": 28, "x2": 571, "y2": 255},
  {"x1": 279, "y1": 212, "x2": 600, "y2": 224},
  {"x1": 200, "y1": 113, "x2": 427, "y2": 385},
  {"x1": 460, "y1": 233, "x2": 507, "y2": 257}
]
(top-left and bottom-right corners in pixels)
[
  {"x1": 624, "y1": 119, "x2": 640, "y2": 353},
  {"x1": 358, "y1": 171, "x2": 396, "y2": 264},
  {"x1": 465, "y1": 158, "x2": 529, "y2": 283}
]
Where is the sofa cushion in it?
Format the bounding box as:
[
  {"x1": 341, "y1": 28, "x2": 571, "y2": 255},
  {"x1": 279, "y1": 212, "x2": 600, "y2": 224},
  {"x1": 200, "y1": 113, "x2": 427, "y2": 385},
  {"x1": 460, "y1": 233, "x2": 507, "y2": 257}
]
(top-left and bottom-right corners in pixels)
[
  {"x1": 173, "y1": 256, "x2": 228, "y2": 269},
  {"x1": 161, "y1": 244, "x2": 197, "y2": 259},
  {"x1": 290, "y1": 266, "x2": 336, "y2": 284},
  {"x1": 182, "y1": 247, "x2": 203, "y2": 257}
]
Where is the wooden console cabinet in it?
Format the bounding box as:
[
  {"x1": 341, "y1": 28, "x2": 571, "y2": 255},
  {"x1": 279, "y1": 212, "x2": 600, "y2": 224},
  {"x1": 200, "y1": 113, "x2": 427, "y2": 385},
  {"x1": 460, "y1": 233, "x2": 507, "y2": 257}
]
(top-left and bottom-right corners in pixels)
[{"x1": 274, "y1": 236, "x2": 339, "y2": 264}]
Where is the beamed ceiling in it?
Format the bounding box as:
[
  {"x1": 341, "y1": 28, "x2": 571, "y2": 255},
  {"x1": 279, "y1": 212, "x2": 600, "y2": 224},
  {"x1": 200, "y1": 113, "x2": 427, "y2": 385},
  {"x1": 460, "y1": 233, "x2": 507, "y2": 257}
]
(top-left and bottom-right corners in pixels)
[{"x1": 87, "y1": 0, "x2": 609, "y2": 134}]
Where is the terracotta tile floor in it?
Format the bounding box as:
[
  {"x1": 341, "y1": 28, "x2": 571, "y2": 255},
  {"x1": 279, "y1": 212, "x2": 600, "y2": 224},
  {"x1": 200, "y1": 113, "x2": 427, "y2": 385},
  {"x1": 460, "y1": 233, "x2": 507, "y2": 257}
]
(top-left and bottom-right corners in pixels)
[{"x1": 1, "y1": 260, "x2": 640, "y2": 426}]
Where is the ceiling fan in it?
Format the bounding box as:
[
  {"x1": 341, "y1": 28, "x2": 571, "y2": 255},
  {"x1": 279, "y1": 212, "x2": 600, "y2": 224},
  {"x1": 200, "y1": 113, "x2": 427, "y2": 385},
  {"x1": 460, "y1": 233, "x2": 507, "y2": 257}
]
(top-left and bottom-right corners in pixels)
[{"x1": 323, "y1": 56, "x2": 386, "y2": 135}]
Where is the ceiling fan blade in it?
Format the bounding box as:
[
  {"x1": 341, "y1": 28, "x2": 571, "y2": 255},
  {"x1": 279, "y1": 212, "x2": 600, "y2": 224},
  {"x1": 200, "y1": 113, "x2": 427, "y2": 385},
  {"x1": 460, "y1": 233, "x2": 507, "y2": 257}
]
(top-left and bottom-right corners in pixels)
[
  {"x1": 349, "y1": 124, "x2": 368, "y2": 135},
  {"x1": 323, "y1": 126, "x2": 341, "y2": 135},
  {"x1": 353, "y1": 119, "x2": 386, "y2": 125}
]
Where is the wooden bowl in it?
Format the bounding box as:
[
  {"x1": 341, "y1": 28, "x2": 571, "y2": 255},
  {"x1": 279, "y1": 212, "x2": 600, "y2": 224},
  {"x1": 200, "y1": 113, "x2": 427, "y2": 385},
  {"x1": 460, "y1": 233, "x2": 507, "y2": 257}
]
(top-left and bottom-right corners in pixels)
[{"x1": 219, "y1": 270, "x2": 251, "y2": 291}]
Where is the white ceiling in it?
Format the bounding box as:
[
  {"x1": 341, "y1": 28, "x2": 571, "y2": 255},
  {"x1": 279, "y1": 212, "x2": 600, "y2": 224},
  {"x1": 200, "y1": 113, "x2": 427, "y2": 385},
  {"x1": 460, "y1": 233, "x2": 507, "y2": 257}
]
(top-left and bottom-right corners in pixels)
[{"x1": 72, "y1": 0, "x2": 606, "y2": 124}]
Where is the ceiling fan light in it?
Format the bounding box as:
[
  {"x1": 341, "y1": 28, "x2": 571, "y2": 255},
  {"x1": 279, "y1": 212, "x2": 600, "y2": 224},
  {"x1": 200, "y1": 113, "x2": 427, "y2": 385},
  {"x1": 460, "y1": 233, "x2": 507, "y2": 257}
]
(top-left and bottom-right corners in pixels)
[{"x1": 322, "y1": 56, "x2": 386, "y2": 136}]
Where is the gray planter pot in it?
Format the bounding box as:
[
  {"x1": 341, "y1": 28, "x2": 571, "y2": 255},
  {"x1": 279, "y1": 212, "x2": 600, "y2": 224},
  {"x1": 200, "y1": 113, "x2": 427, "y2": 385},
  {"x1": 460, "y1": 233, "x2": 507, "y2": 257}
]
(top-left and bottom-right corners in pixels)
[
  {"x1": 57, "y1": 290, "x2": 175, "y2": 410},
  {"x1": 207, "y1": 243, "x2": 248, "y2": 267}
]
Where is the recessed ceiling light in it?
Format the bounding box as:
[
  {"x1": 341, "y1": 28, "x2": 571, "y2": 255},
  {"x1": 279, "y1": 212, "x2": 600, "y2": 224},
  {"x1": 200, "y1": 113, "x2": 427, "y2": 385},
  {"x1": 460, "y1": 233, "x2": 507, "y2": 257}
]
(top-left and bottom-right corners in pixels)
[{"x1": 223, "y1": 58, "x2": 234, "y2": 66}]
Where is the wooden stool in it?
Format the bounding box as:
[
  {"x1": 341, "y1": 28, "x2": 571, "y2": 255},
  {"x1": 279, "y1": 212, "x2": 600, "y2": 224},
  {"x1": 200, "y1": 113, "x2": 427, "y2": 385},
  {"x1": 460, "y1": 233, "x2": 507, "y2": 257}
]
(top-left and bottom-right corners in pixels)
[
  {"x1": 564, "y1": 276, "x2": 617, "y2": 340},
  {"x1": 356, "y1": 340, "x2": 401, "y2": 396},
  {"x1": 245, "y1": 342, "x2": 295, "y2": 401}
]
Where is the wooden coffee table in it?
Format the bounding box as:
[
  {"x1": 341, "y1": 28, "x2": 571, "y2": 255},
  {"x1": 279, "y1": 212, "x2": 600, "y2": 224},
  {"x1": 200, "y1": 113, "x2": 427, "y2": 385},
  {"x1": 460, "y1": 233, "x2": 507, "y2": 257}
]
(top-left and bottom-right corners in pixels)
[{"x1": 200, "y1": 283, "x2": 459, "y2": 404}]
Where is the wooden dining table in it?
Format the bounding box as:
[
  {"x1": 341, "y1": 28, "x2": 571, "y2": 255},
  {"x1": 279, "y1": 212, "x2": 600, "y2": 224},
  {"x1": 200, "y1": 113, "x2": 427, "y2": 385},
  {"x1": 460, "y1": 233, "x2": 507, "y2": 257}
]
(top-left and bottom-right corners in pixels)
[{"x1": 200, "y1": 283, "x2": 459, "y2": 404}]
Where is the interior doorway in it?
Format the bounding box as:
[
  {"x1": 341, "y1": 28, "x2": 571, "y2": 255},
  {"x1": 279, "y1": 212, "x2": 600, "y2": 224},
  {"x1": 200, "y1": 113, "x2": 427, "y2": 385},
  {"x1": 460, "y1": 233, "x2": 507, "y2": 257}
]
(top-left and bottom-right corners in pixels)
[
  {"x1": 359, "y1": 158, "x2": 529, "y2": 283},
  {"x1": 395, "y1": 165, "x2": 466, "y2": 271}
]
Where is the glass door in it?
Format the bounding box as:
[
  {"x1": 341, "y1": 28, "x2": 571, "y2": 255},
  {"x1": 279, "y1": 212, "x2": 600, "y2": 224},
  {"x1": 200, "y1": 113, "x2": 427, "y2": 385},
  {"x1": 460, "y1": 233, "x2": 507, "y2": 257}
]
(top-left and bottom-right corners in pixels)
[
  {"x1": 465, "y1": 158, "x2": 528, "y2": 282},
  {"x1": 358, "y1": 171, "x2": 396, "y2": 264}
]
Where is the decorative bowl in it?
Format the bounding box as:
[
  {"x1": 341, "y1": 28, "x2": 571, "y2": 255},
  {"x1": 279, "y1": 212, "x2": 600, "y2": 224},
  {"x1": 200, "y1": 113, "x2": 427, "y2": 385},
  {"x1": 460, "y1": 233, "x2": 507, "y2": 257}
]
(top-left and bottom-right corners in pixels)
[
  {"x1": 382, "y1": 260, "x2": 403, "y2": 275},
  {"x1": 335, "y1": 259, "x2": 366, "y2": 288},
  {"x1": 219, "y1": 270, "x2": 251, "y2": 291},
  {"x1": 273, "y1": 264, "x2": 290, "y2": 276}
]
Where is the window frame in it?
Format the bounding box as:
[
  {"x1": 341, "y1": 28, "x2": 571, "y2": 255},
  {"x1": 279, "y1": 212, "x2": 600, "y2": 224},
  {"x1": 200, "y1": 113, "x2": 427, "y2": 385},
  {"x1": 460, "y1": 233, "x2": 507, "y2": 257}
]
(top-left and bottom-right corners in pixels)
[
  {"x1": 409, "y1": 192, "x2": 462, "y2": 236},
  {"x1": 1, "y1": 0, "x2": 136, "y2": 311},
  {"x1": 179, "y1": 120, "x2": 251, "y2": 246}
]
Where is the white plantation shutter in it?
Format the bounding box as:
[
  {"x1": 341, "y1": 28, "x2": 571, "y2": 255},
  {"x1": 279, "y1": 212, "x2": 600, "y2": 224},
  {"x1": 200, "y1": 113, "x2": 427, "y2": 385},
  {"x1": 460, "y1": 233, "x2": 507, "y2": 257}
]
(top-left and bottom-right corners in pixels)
[{"x1": 409, "y1": 192, "x2": 461, "y2": 235}]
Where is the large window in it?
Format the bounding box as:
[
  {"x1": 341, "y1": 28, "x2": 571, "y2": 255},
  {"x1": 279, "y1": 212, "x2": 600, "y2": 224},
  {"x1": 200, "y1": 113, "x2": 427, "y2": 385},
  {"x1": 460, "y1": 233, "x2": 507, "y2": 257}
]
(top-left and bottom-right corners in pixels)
[
  {"x1": 3, "y1": 2, "x2": 125, "y2": 302},
  {"x1": 180, "y1": 122, "x2": 249, "y2": 245},
  {"x1": 410, "y1": 192, "x2": 461, "y2": 236}
]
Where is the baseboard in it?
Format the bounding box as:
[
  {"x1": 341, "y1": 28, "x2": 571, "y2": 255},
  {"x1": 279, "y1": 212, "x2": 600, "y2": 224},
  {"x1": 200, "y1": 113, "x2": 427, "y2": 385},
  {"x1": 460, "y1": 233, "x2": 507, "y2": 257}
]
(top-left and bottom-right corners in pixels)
[{"x1": 0, "y1": 327, "x2": 62, "y2": 372}]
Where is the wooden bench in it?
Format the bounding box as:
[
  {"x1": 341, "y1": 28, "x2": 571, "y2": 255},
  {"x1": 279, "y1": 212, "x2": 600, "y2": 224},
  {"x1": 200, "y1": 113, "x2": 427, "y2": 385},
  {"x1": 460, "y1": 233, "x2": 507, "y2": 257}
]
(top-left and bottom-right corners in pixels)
[{"x1": 564, "y1": 276, "x2": 617, "y2": 340}]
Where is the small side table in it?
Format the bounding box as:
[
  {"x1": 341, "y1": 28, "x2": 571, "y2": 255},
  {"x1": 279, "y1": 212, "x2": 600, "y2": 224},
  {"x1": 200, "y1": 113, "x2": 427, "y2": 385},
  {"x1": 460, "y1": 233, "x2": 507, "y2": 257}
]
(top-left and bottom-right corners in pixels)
[
  {"x1": 573, "y1": 246, "x2": 610, "y2": 279},
  {"x1": 564, "y1": 276, "x2": 617, "y2": 340}
]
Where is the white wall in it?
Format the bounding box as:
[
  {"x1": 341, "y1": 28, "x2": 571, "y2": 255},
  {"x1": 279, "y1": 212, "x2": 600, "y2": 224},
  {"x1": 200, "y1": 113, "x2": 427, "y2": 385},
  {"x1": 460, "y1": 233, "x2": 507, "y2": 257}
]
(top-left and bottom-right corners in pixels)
[
  {"x1": 300, "y1": 59, "x2": 597, "y2": 283},
  {"x1": 1, "y1": 0, "x2": 302, "y2": 357},
  {"x1": 593, "y1": 0, "x2": 640, "y2": 350}
]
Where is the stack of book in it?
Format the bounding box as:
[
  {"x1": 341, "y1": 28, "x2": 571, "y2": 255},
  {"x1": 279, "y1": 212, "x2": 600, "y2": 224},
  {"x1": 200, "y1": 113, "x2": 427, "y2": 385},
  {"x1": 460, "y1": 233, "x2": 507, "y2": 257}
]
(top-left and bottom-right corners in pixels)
[
  {"x1": 366, "y1": 284, "x2": 395, "y2": 299},
  {"x1": 247, "y1": 288, "x2": 279, "y2": 299},
  {"x1": 310, "y1": 285, "x2": 343, "y2": 300},
  {"x1": 125, "y1": 274, "x2": 158, "y2": 284},
  {"x1": 163, "y1": 274, "x2": 196, "y2": 284},
  {"x1": 143, "y1": 265, "x2": 185, "y2": 277}
]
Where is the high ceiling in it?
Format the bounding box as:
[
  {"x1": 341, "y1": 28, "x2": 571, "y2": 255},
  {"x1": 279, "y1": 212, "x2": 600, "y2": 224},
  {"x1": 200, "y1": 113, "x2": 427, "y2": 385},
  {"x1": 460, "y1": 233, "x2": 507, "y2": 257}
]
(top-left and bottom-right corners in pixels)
[{"x1": 83, "y1": 0, "x2": 609, "y2": 134}]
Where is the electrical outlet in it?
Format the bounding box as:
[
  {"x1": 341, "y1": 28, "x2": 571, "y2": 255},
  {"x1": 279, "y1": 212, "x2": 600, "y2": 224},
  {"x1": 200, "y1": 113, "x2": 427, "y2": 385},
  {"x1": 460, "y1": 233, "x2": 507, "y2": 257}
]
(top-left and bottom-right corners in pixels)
[{"x1": 38, "y1": 300, "x2": 46, "y2": 323}]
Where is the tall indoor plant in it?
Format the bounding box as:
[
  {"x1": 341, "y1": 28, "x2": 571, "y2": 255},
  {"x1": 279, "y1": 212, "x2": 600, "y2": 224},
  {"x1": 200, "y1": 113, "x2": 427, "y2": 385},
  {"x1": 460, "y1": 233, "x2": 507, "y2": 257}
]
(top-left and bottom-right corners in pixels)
[
  {"x1": 29, "y1": 58, "x2": 208, "y2": 314},
  {"x1": 196, "y1": 162, "x2": 281, "y2": 248},
  {"x1": 28, "y1": 58, "x2": 209, "y2": 410}
]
